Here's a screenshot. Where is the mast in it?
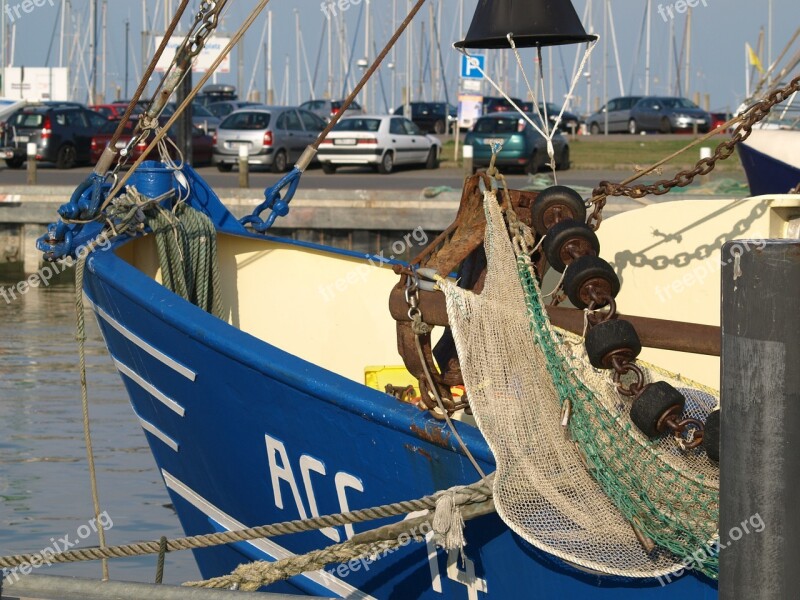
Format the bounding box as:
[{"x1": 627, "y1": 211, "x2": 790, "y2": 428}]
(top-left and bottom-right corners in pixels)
[
  {"x1": 327, "y1": 6, "x2": 333, "y2": 99},
  {"x1": 364, "y1": 0, "x2": 370, "y2": 110},
  {"x1": 767, "y1": 0, "x2": 773, "y2": 85},
  {"x1": 124, "y1": 19, "x2": 129, "y2": 98},
  {"x1": 684, "y1": 7, "x2": 692, "y2": 98},
  {"x1": 101, "y1": 0, "x2": 107, "y2": 103},
  {"x1": 267, "y1": 11, "x2": 273, "y2": 103},
  {"x1": 417, "y1": 20, "x2": 424, "y2": 100},
  {"x1": 91, "y1": 0, "x2": 97, "y2": 103},
  {"x1": 390, "y1": 0, "x2": 396, "y2": 106},
  {"x1": 295, "y1": 8, "x2": 301, "y2": 104},
  {"x1": 1, "y1": 0, "x2": 5, "y2": 95},
  {"x1": 602, "y1": 0, "x2": 608, "y2": 134},
  {"x1": 141, "y1": 0, "x2": 147, "y2": 98},
  {"x1": 667, "y1": 16, "x2": 674, "y2": 95},
  {"x1": 645, "y1": 0, "x2": 651, "y2": 95},
  {"x1": 404, "y1": 0, "x2": 411, "y2": 117},
  {"x1": 428, "y1": 2, "x2": 435, "y2": 100},
  {"x1": 59, "y1": 0, "x2": 66, "y2": 68},
  {"x1": 607, "y1": 0, "x2": 624, "y2": 96}
]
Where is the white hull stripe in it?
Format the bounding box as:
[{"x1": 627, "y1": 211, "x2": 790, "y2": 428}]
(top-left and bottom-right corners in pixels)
[
  {"x1": 113, "y1": 357, "x2": 186, "y2": 417},
  {"x1": 162, "y1": 470, "x2": 378, "y2": 600},
  {"x1": 84, "y1": 294, "x2": 197, "y2": 381},
  {"x1": 134, "y1": 411, "x2": 179, "y2": 452}
]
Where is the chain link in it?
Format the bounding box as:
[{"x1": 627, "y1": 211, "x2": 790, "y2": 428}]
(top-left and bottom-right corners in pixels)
[{"x1": 587, "y1": 74, "x2": 800, "y2": 231}]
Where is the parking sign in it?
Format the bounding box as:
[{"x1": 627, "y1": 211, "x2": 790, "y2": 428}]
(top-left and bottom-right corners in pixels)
[{"x1": 460, "y1": 54, "x2": 486, "y2": 80}]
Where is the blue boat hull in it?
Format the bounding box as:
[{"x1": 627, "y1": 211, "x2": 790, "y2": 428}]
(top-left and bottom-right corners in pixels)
[
  {"x1": 739, "y1": 134, "x2": 800, "y2": 195},
  {"x1": 82, "y1": 166, "x2": 717, "y2": 598}
]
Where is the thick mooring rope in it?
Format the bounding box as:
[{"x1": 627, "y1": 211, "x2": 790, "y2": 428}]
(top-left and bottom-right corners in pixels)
[
  {"x1": 185, "y1": 500, "x2": 496, "y2": 591},
  {"x1": 0, "y1": 476, "x2": 493, "y2": 569}
]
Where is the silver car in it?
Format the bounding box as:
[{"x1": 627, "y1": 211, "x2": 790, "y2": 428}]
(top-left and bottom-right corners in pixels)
[
  {"x1": 206, "y1": 101, "x2": 265, "y2": 118},
  {"x1": 212, "y1": 106, "x2": 327, "y2": 173},
  {"x1": 586, "y1": 96, "x2": 644, "y2": 134},
  {"x1": 317, "y1": 115, "x2": 441, "y2": 174}
]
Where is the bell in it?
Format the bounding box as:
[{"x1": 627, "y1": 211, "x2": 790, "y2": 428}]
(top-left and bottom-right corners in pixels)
[{"x1": 454, "y1": 0, "x2": 597, "y2": 49}]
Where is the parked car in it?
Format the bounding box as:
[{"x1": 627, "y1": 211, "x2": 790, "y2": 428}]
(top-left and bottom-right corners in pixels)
[
  {"x1": 90, "y1": 103, "x2": 132, "y2": 120},
  {"x1": 586, "y1": 96, "x2": 644, "y2": 134},
  {"x1": 464, "y1": 113, "x2": 570, "y2": 174},
  {"x1": 299, "y1": 99, "x2": 364, "y2": 122},
  {"x1": 392, "y1": 102, "x2": 457, "y2": 134},
  {"x1": 482, "y1": 96, "x2": 525, "y2": 114},
  {"x1": 164, "y1": 102, "x2": 221, "y2": 134},
  {"x1": 89, "y1": 117, "x2": 213, "y2": 166},
  {"x1": 628, "y1": 97, "x2": 711, "y2": 134},
  {"x1": 213, "y1": 106, "x2": 327, "y2": 173},
  {"x1": 317, "y1": 115, "x2": 441, "y2": 174},
  {"x1": 196, "y1": 84, "x2": 237, "y2": 107},
  {"x1": 710, "y1": 112, "x2": 732, "y2": 131},
  {"x1": 206, "y1": 101, "x2": 264, "y2": 119},
  {"x1": 535, "y1": 102, "x2": 581, "y2": 133},
  {"x1": 1, "y1": 103, "x2": 107, "y2": 168}
]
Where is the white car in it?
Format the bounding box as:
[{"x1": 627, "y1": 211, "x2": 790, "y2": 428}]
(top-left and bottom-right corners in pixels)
[{"x1": 318, "y1": 115, "x2": 441, "y2": 174}]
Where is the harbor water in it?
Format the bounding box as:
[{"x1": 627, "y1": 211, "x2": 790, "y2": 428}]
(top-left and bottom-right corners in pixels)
[{"x1": 0, "y1": 275, "x2": 201, "y2": 585}]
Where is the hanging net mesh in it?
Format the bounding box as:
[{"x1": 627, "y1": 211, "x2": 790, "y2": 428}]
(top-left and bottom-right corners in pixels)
[{"x1": 438, "y1": 189, "x2": 719, "y2": 579}]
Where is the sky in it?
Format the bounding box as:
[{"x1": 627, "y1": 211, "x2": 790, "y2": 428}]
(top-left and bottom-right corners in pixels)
[{"x1": 2, "y1": 0, "x2": 798, "y2": 114}]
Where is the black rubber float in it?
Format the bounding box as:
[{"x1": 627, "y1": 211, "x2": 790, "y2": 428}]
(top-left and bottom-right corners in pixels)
[
  {"x1": 562, "y1": 255, "x2": 620, "y2": 309},
  {"x1": 542, "y1": 219, "x2": 600, "y2": 273},
  {"x1": 531, "y1": 185, "x2": 586, "y2": 235},
  {"x1": 584, "y1": 319, "x2": 642, "y2": 369},
  {"x1": 630, "y1": 381, "x2": 686, "y2": 438}
]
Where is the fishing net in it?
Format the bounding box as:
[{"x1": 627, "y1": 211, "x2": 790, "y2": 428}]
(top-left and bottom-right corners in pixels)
[{"x1": 438, "y1": 189, "x2": 719, "y2": 579}]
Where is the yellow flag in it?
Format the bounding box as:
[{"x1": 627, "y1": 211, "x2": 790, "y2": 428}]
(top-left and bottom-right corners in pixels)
[{"x1": 746, "y1": 43, "x2": 765, "y2": 74}]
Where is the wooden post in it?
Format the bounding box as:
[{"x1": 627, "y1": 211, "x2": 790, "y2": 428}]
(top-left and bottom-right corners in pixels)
[
  {"x1": 238, "y1": 144, "x2": 249, "y2": 189},
  {"x1": 26, "y1": 142, "x2": 36, "y2": 185},
  {"x1": 462, "y1": 144, "x2": 473, "y2": 178},
  {"x1": 720, "y1": 239, "x2": 800, "y2": 599}
]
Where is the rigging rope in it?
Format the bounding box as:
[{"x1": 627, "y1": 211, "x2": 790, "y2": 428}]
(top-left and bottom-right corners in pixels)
[
  {"x1": 74, "y1": 256, "x2": 109, "y2": 581},
  {"x1": 457, "y1": 38, "x2": 597, "y2": 183}
]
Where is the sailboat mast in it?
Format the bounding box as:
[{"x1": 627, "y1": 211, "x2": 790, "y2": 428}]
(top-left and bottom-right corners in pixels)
[
  {"x1": 364, "y1": 0, "x2": 370, "y2": 110},
  {"x1": 684, "y1": 7, "x2": 692, "y2": 98},
  {"x1": 390, "y1": 0, "x2": 396, "y2": 106},
  {"x1": 59, "y1": 0, "x2": 66, "y2": 68},
  {"x1": 767, "y1": 0, "x2": 773, "y2": 85},
  {"x1": 404, "y1": 0, "x2": 411, "y2": 117},
  {"x1": 101, "y1": 0, "x2": 107, "y2": 103},
  {"x1": 295, "y1": 9, "x2": 301, "y2": 104},
  {"x1": 327, "y1": 8, "x2": 333, "y2": 99},
  {"x1": 91, "y1": 0, "x2": 97, "y2": 103},
  {"x1": 645, "y1": 0, "x2": 651, "y2": 95},
  {"x1": 267, "y1": 11, "x2": 273, "y2": 103}
]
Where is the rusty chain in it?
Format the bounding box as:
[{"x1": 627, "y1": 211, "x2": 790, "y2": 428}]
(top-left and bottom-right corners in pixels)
[{"x1": 587, "y1": 74, "x2": 800, "y2": 230}]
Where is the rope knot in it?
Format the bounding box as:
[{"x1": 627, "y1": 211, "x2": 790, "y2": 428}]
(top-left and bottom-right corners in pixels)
[{"x1": 432, "y1": 492, "x2": 466, "y2": 555}]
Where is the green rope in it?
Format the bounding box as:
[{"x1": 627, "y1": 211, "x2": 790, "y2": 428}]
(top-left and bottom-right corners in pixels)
[{"x1": 145, "y1": 203, "x2": 224, "y2": 319}]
